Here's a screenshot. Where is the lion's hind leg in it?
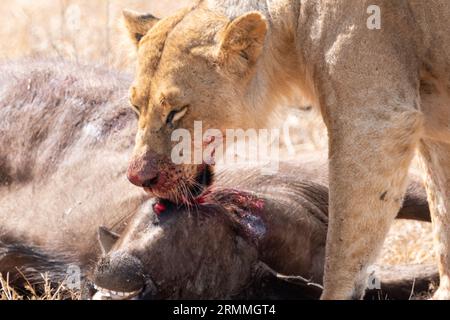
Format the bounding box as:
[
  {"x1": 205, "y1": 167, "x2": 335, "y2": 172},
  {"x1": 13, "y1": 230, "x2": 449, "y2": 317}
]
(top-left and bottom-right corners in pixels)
[{"x1": 419, "y1": 140, "x2": 450, "y2": 299}]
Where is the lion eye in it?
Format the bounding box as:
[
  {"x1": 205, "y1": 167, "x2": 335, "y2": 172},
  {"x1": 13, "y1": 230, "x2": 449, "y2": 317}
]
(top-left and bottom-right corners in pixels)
[
  {"x1": 129, "y1": 99, "x2": 140, "y2": 116},
  {"x1": 132, "y1": 105, "x2": 140, "y2": 115},
  {"x1": 166, "y1": 106, "x2": 188, "y2": 128}
]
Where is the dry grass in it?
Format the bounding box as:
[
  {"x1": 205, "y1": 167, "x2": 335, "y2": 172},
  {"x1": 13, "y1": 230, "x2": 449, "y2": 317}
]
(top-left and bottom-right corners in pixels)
[
  {"x1": 0, "y1": 0, "x2": 193, "y2": 69},
  {"x1": 0, "y1": 272, "x2": 80, "y2": 300},
  {"x1": 379, "y1": 220, "x2": 434, "y2": 266}
]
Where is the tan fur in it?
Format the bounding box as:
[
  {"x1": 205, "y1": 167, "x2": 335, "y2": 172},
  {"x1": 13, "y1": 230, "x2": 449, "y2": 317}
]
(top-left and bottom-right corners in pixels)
[{"x1": 123, "y1": 0, "x2": 450, "y2": 299}]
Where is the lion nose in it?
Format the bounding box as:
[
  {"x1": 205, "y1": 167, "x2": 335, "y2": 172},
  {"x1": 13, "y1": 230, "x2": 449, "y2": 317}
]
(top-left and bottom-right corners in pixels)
[
  {"x1": 127, "y1": 154, "x2": 161, "y2": 188},
  {"x1": 127, "y1": 168, "x2": 159, "y2": 188}
]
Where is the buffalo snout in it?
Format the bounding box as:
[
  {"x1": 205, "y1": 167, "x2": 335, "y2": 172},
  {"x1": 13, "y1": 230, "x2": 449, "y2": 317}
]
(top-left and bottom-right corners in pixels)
[{"x1": 93, "y1": 251, "x2": 145, "y2": 299}]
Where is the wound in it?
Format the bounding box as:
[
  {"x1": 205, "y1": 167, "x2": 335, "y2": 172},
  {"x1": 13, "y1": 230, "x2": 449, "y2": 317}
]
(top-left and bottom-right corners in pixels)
[
  {"x1": 380, "y1": 191, "x2": 388, "y2": 201},
  {"x1": 153, "y1": 201, "x2": 167, "y2": 216},
  {"x1": 205, "y1": 189, "x2": 267, "y2": 246}
]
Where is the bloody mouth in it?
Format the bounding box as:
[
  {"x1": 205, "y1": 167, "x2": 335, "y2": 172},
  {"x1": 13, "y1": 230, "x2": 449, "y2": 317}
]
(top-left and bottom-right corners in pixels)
[
  {"x1": 191, "y1": 165, "x2": 214, "y2": 198},
  {"x1": 144, "y1": 165, "x2": 214, "y2": 205}
]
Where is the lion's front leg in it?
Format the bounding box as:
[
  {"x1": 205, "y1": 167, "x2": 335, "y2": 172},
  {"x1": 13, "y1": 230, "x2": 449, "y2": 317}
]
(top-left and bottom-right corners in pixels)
[{"x1": 320, "y1": 104, "x2": 424, "y2": 300}]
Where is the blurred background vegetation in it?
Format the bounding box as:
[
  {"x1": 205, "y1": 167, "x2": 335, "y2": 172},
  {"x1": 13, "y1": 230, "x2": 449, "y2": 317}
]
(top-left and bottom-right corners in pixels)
[{"x1": 0, "y1": 0, "x2": 193, "y2": 69}]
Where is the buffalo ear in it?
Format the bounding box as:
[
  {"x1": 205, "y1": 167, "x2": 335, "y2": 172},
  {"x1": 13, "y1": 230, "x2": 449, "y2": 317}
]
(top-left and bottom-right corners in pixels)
[
  {"x1": 218, "y1": 12, "x2": 268, "y2": 73},
  {"x1": 98, "y1": 226, "x2": 120, "y2": 254},
  {"x1": 123, "y1": 9, "x2": 160, "y2": 47}
]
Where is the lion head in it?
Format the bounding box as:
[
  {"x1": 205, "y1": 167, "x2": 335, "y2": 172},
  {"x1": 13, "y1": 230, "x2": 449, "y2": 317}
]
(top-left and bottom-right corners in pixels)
[{"x1": 123, "y1": 5, "x2": 268, "y2": 203}]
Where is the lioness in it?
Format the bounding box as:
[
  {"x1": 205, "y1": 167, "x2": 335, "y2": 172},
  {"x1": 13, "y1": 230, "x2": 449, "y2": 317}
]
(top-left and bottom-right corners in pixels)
[{"x1": 122, "y1": 0, "x2": 450, "y2": 299}]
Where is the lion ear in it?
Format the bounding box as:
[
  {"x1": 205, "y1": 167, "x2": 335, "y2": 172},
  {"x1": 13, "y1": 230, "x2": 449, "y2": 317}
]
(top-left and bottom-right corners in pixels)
[
  {"x1": 123, "y1": 9, "x2": 160, "y2": 48},
  {"x1": 218, "y1": 12, "x2": 268, "y2": 73}
]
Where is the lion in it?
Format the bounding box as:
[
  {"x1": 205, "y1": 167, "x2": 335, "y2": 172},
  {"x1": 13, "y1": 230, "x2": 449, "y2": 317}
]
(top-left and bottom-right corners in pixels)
[{"x1": 121, "y1": 0, "x2": 450, "y2": 299}]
